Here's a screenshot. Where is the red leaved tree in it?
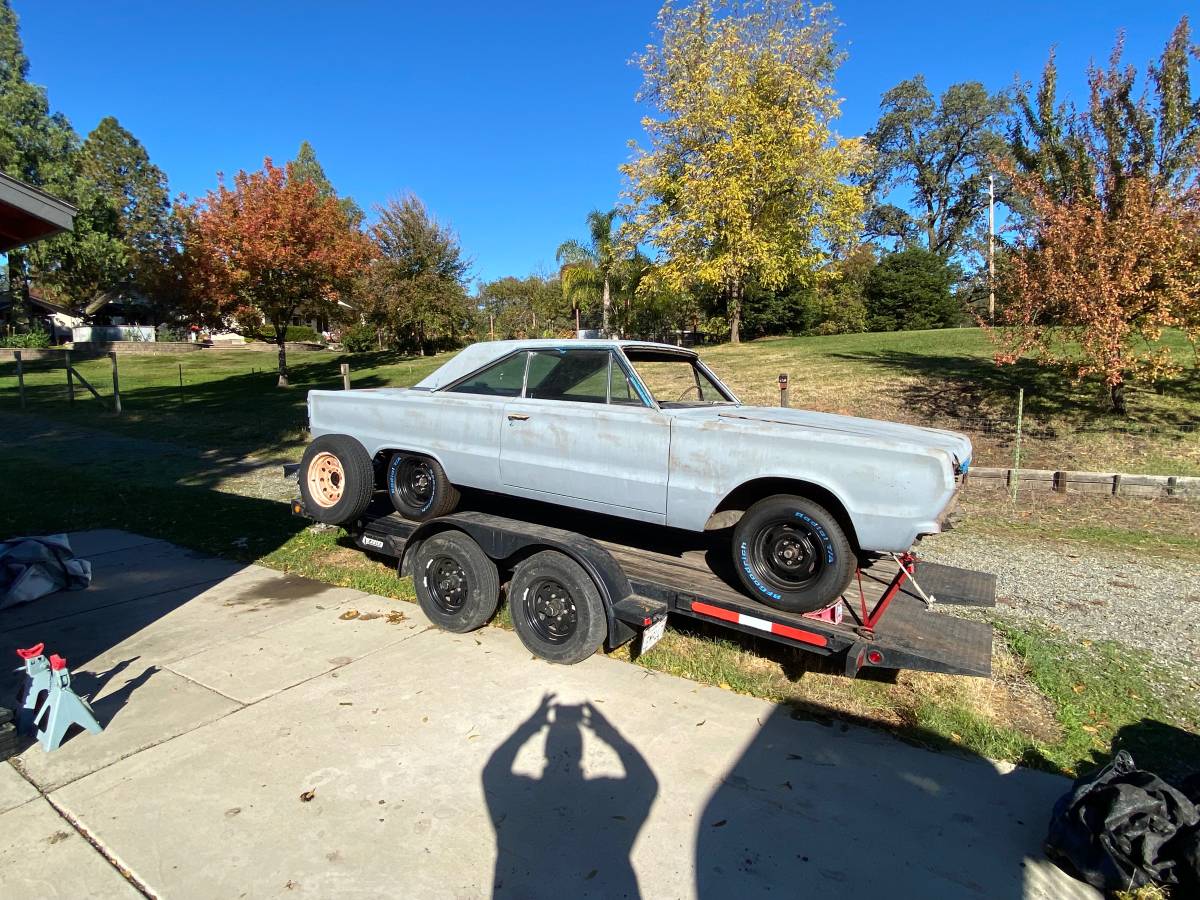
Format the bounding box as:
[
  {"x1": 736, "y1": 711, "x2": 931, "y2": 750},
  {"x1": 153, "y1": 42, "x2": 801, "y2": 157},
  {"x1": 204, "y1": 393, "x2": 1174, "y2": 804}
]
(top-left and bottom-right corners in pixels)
[
  {"x1": 181, "y1": 159, "x2": 372, "y2": 386},
  {"x1": 996, "y1": 175, "x2": 1199, "y2": 414}
]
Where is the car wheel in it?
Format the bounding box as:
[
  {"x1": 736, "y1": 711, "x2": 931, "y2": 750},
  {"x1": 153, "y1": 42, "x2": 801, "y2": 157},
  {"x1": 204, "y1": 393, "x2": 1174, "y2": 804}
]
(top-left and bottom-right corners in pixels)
[
  {"x1": 298, "y1": 434, "x2": 375, "y2": 525},
  {"x1": 412, "y1": 531, "x2": 500, "y2": 633},
  {"x1": 732, "y1": 494, "x2": 854, "y2": 613},
  {"x1": 386, "y1": 452, "x2": 460, "y2": 520},
  {"x1": 509, "y1": 550, "x2": 607, "y2": 665}
]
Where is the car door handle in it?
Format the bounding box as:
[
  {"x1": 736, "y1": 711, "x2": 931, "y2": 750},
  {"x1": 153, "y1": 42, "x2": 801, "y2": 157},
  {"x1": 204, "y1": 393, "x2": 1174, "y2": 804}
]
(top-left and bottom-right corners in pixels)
[{"x1": 507, "y1": 413, "x2": 530, "y2": 421}]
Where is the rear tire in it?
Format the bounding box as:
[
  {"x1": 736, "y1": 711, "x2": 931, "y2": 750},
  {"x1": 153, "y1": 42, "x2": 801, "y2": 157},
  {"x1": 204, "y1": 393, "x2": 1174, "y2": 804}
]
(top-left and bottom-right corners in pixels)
[
  {"x1": 732, "y1": 494, "x2": 854, "y2": 613},
  {"x1": 412, "y1": 531, "x2": 500, "y2": 633},
  {"x1": 386, "y1": 453, "x2": 460, "y2": 521},
  {"x1": 509, "y1": 551, "x2": 607, "y2": 665},
  {"x1": 298, "y1": 434, "x2": 375, "y2": 525}
]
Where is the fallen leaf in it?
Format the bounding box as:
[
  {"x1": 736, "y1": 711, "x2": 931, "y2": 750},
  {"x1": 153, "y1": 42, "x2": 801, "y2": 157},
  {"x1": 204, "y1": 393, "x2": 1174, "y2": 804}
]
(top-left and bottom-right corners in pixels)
[
  {"x1": 300, "y1": 790, "x2": 316, "y2": 802},
  {"x1": 339, "y1": 610, "x2": 360, "y2": 621},
  {"x1": 386, "y1": 612, "x2": 406, "y2": 624},
  {"x1": 358, "y1": 612, "x2": 381, "y2": 621},
  {"x1": 1072, "y1": 684, "x2": 1086, "y2": 694},
  {"x1": 718, "y1": 682, "x2": 731, "y2": 690},
  {"x1": 1081, "y1": 725, "x2": 1098, "y2": 734},
  {"x1": 696, "y1": 720, "x2": 706, "y2": 727},
  {"x1": 712, "y1": 819, "x2": 727, "y2": 828}
]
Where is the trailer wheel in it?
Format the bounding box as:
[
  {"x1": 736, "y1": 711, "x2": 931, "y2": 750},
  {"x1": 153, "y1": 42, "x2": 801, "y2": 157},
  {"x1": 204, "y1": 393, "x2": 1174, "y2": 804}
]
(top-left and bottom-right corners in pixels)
[
  {"x1": 298, "y1": 434, "x2": 375, "y2": 525},
  {"x1": 412, "y1": 531, "x2": 500, "y2": 633},
  {"x1": 509, "y1": 551, "x2": 607, "y2": 665},
  {"x1": 732, "y1": 494, "x2": 854, "y2": 613},
  {"x1": 387, "y1": 453, "x2": 460, "y2": 521}
]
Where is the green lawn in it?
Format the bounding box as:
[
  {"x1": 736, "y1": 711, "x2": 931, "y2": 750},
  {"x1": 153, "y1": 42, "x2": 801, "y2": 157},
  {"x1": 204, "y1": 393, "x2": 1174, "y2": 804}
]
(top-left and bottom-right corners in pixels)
[{"x1": 2, "y1": 327, "x2": 1196, "y2": 473}]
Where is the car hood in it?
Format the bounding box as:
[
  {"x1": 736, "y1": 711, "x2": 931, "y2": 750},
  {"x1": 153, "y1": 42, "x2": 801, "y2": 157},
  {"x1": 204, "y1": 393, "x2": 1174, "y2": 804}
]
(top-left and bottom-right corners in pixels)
[{"x1": 682, "y1": 406, "x2": 972, "y2": 469}]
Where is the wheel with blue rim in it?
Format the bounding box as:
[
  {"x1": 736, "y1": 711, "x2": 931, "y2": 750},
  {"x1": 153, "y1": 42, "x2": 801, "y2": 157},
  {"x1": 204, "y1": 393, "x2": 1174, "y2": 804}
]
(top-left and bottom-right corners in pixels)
[
  {"x1": 732, "y1": 494, "x2": 854, "y2": 613},
  {"x1": 386, "y1": 452, "x2": 460, "y2": 521}
]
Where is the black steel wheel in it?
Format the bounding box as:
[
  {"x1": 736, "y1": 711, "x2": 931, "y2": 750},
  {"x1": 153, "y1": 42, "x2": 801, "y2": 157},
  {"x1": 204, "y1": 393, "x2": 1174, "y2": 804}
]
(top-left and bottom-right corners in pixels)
[
  {"x1": 412, "y1": 531, "x2": 499, "y2": 632},
  {"x1": 732, "y1": 495, "x2": 854, "y2": 613},
  {"x1": 509, "y1": 550, "x2": 607, "y2": 665},
  {"x1": 386, "y1": 452, "x2": 460, "y2": 521}
]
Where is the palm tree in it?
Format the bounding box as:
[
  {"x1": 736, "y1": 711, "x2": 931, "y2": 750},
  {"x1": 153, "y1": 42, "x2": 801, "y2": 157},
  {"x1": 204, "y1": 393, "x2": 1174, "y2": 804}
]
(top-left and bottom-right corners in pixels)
[{"x1": 555, "y1": 209, "x2": 618, "y2": 336}]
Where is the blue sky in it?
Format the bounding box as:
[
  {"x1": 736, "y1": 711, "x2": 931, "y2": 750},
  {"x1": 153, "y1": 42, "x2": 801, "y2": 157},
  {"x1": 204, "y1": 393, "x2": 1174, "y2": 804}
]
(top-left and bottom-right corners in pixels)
[{"x1": 14, "y1": 1, "x2": 1197, "y2": 283}]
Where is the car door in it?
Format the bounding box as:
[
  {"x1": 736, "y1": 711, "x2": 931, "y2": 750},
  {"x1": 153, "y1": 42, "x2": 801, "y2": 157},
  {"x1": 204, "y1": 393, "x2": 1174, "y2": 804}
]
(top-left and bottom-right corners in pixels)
[{"x1": 500, "y1": 348, "x2": 671, "y2": 516}]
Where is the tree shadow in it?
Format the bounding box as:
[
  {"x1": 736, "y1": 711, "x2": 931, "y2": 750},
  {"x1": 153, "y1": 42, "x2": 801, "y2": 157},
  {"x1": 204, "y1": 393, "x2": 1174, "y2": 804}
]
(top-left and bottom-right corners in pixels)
[{"x1": 483, "y1": 693, "x2": 658, "y2": 898}]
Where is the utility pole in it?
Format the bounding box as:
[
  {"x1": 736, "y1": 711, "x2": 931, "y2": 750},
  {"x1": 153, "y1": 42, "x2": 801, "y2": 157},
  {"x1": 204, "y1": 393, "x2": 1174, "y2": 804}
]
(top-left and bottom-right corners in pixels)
[{"x1": 988, "y1": 174, "x2": 996, "y2": 325}]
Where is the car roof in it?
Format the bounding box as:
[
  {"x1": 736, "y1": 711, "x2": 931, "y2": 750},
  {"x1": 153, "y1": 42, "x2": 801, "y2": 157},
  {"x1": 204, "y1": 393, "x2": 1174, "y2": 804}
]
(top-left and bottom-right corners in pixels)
[{"x1": 414, "y1": 338, "x2": 696, "y2": 390}]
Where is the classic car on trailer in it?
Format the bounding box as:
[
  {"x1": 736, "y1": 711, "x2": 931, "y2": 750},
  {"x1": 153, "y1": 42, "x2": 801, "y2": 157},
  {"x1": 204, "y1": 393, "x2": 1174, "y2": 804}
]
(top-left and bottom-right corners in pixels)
[{"x1": 299, "y1": 339, "x2": 972, "y2": 613}]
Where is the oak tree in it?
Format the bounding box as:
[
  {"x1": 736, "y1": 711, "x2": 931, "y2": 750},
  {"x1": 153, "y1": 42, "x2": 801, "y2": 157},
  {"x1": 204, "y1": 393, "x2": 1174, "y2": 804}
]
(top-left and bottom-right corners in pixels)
[{"x1": 620, "y1": 0, "x2": 867, "y2": 343}]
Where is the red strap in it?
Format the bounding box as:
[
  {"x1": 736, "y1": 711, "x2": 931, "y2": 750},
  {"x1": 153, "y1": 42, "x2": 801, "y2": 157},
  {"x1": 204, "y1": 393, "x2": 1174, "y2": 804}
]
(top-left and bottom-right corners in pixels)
[
  {"x1": 16, "y1": 643, "x2": 45, "y2": 660},
  {"x1": 49, "y1": 654, "x2": 67, "y2": 671}
]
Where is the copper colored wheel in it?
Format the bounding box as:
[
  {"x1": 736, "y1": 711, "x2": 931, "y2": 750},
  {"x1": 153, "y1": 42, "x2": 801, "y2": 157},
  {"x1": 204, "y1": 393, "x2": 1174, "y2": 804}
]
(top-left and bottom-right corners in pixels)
[{"x1": 307, "y1": 452, "x2": 345, "y2": 508}]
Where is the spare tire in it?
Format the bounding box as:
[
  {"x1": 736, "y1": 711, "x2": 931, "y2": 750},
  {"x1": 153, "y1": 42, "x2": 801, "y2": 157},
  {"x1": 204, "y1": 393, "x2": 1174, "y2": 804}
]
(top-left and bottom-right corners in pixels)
[{"x1": 298, "y1": 434, "x2": 375, "y2": 525}]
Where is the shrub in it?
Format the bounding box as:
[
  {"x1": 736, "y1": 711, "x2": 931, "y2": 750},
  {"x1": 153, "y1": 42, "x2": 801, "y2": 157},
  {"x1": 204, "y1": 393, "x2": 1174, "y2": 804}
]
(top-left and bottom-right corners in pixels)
[
  {"x1": 259, "y1": 324, "x2": 323, "y2": 343},
  {"x1": 0, "y1": 327, "x2": 51, "y2": 349},
  {"x1": 341, "y1": 323, "x2": 377, "y2": 353}
]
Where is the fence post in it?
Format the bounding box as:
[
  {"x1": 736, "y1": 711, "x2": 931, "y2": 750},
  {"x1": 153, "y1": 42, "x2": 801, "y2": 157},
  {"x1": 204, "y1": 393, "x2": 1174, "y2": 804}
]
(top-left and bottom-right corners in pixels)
[
  {"x1": 65, "y1": 350, "x2": 74, "y2": 404},
  {"x1": 178, "y1": 363, "x2": 185, "y2": 405},
  {"x1": 110, "y1": 351, "x2": 121, "y2": 414},
  {"x1": 14, "y1": 350, "x2": 26, "y2": 410},
  {"x1": 1010, "y1": 387, "x2": 1024, "y2": 502},
  {"x1": 340, "y1": 363, "x2": 350, "y2": 391},
  {"x1": 778, "y1": 372, "x2": 789, "y2": 408}
]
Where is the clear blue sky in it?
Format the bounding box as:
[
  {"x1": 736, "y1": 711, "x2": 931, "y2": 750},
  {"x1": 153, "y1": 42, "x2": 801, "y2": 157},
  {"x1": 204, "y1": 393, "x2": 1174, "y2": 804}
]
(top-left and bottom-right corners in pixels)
[{"x1": 14, "y1": 1, "x2": 1196, "y2": 283}]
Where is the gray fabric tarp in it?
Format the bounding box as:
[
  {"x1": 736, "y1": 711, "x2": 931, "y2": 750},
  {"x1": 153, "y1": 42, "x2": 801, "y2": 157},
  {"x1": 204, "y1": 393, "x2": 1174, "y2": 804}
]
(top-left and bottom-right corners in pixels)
[{"x1": 0, "y1": 535, "x2": 92, "y2": 609}]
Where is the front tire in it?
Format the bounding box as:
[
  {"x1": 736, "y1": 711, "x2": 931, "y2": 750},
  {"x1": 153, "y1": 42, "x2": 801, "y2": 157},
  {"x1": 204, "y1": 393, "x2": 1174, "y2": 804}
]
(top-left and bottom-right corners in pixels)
[
  {"x1": 412, "y1": 531, "x2": 500, "y2": 633},
  {"x1": 386, "y1": 452, "x2": 460, "y2": 520},
  {"x1": 509, "y1": 551, "x2": 607, "y2": 665},
  {"x1": 298, "y1": 434, "x2": 375, "y2": 525},
  {"x1": 732, "y1": 495, "x2": 854, "y2": 613}
]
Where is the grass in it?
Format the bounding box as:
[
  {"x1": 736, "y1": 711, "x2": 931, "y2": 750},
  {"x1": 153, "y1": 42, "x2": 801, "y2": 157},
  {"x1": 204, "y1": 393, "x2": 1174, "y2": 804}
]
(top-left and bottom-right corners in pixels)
[{"x1": 2, "y1": 327, "x2": 1197, "y2": 473}]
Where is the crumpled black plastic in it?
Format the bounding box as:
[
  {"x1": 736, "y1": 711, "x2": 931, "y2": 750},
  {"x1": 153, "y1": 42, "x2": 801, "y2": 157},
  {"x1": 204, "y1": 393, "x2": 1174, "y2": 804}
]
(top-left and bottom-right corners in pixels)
[{"x1": 1045, "y1": 750, "x2": 1200, "y2": 893}]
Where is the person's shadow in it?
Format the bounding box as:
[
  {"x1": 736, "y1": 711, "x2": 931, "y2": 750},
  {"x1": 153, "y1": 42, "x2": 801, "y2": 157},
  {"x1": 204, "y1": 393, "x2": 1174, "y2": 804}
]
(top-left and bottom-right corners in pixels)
[{"x1": 483, "y1": 694, "x2": 658, "y2": 899}]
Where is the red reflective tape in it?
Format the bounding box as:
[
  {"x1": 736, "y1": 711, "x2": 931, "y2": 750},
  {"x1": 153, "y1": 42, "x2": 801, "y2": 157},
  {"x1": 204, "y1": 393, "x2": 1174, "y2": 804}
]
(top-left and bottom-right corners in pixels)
[
  {"x1": 692, "y1": 601, "x2": 739, "y2": 624},
  {"x1": 771, "y1": 622, "x2": 828, "y2": 648}
]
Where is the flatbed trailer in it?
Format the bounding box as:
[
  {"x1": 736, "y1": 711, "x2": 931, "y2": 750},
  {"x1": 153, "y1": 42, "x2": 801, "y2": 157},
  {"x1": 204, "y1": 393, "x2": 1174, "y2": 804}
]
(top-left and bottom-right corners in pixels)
[{"x1": 289, "y1": 485, "x2": 995, "y2": 678}]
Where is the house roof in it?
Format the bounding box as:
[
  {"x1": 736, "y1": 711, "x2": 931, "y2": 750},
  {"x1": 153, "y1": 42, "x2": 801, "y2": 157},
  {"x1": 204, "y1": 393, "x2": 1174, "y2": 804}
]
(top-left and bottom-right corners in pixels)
[{"x1": 0, "y1": 172, "x2": 77, "y2": 253}]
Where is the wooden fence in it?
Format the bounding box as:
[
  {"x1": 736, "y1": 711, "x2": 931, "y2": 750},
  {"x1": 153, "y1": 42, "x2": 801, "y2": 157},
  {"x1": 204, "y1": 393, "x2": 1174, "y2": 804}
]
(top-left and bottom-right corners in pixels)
[{"x1": 967, "y1": 467, "x2": 1199, "y2": 499}]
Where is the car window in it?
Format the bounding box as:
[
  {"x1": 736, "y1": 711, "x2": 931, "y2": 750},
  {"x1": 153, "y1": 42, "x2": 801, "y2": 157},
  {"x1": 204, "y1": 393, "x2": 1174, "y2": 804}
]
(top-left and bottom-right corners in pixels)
[
  {"x1": 446, "y1": 352, "x2": 528, "y2": 397},
  {"x1": 525, "y1": 349, "x2": 612, "y2": 403},
  {"x1": 609, "y1": 360, "x2": 643, "y2": 406},
  {"x1": 626, "y1": 353, "x2": 735, "y2": 408}
]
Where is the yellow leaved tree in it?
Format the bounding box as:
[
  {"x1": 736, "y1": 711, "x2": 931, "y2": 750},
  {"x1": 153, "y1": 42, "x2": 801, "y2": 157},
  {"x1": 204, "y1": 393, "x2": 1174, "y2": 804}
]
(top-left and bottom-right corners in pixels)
[{"x1": 620, "y1": 0, "x2": 868, "y2": 343}]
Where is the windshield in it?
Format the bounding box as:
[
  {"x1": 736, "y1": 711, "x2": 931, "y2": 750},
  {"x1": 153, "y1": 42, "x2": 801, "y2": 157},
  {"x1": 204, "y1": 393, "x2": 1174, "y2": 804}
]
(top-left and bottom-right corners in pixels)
[{"x1": 624, "y1": 350, "x2": 737, "y2": 408}]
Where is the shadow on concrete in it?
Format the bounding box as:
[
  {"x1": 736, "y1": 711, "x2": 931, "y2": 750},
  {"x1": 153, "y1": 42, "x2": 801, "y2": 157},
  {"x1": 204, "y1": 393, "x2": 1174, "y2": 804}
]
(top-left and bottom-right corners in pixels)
[{"x1": 483, "y1": 693, "x2": 657, "y2": 898}]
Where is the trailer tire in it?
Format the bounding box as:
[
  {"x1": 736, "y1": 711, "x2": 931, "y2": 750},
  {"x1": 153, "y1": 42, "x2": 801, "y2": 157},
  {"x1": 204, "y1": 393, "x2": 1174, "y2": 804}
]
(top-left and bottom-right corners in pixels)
[
  {"x1": 298, "y1": 434, "x2": 375, "y2": 525},
  {"x1": 509, "y1": 551, "x2": 607, "y2": 665},
  {"x1": 732, "y1": 494, "x2": 854, "y2": 613},
  {"x1": 412, "y1": 531, "x2": 500, "y2": 633},
  {"x1": 387, "y1": 452, "x2": 460, "y2": 521}
]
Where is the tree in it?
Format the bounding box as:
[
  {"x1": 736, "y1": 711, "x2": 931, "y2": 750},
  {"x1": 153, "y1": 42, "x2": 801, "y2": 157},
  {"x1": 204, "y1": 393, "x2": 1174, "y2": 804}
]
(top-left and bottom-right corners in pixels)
[
  {"x1": 79, "y1": 116, "x2": 180, "y2": 315},
  {"x1": 362, "y1": 194, "x2": 472, "y2": 355},
  {"x1": 290, "y1": 140, "x2": 364, "y2": 226},
  {"x1": 182, "y1": 158, "x2": 372, "y2": 386},
  {"x1": 0, "y1": 0, "x2": 125, "y2": 320},
  {"x1": 556, "y1": 209, "x2": 619, "y2": 334},
  {"x1": 865, "y1": 76, "x2": 1010, "y2": 259},
  {"x1": 998, "y1": 17, "x2": 1200, "y2": 413},
  {"x1": 620, "y1": 0, "x2": 867, "y2": 343},
  {"x1": 478, "y1": 274, "x2": 569, "y2": 339},
  {"x1": 863, "y1": 247, "x2": 962, "y2": 332}
]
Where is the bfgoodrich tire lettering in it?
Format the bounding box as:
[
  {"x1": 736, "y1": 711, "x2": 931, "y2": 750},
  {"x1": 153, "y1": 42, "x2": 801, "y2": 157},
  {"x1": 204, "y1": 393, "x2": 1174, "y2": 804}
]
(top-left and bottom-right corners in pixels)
[
  {"x1": 412, "y1": 531, "x2": 500, "y2": 632},
  {"x1": 732, "y1": 494, "x2": 854, "y2": 613}
]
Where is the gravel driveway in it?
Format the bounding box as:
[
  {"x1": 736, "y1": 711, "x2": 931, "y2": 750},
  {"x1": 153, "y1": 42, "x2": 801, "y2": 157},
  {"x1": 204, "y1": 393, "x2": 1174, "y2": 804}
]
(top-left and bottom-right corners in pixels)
[{"x1": 922, "y1": 529, "x2": 1200, "y2": 685}]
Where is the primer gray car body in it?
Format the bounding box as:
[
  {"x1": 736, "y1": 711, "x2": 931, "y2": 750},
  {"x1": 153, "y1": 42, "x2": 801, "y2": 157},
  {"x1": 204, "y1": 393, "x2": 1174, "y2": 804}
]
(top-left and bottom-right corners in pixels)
[{"x1": 307, "y1": 339, "x2": 972, "y2": 552}]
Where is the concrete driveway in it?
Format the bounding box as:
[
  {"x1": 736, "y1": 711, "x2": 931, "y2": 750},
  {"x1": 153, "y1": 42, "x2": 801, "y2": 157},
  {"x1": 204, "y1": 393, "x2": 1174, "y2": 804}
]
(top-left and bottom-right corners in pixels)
[{"x1": 0, "y1": 530, "x2": 1097, "y2": 899}]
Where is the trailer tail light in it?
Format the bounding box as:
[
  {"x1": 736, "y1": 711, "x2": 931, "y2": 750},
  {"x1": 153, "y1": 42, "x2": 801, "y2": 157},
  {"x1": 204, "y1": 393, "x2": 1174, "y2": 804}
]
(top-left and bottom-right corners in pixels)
[{"x1": 867, "y1": 649, "x2": 884, "y2": 665}]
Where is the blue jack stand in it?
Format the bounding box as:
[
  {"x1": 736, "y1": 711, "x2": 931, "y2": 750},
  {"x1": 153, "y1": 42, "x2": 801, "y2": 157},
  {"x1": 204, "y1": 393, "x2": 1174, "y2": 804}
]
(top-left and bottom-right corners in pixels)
[
  {"x1": 15, "y1": 646, "x2": 103, "y2": 752},
  {"x1": 15, "y1": 644, "x2": 51, "y2": 735}
]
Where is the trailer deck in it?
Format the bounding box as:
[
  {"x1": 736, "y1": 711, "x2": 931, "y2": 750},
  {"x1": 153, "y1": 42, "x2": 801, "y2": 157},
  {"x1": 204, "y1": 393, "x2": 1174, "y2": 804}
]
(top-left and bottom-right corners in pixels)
[{"x1": 316, "y1": 490, "x2": 995, "y2": 678}]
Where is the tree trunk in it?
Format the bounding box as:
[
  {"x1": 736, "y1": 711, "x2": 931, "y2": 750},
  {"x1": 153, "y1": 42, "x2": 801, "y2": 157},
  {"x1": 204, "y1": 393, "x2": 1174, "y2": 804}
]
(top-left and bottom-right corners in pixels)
[
  {"x1": 728, "y1": 280, "x2": 742, "y2": 344},
  {"x1": 601, "y1": 275, "x2": 611, "y2": 337},
  {"x1": 275, "y1": 320, "x2": 289, "y2": 387},
  {"x1": 1110, "y1": 382, "x2": 1127, "y2": 415}
]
